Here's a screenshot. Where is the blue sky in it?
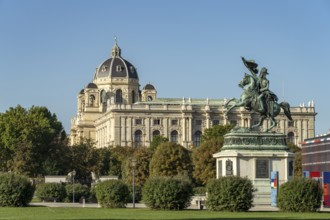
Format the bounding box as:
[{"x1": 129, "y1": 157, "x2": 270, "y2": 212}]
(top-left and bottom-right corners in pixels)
[{"x1": 1, "y1": 0, "x2": 330, "y2": 135}]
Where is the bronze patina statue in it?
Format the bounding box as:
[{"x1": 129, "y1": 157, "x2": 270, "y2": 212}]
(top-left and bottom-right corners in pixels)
[{"x1": 225, "y1": 57, "x2": 292, "y2": 132}]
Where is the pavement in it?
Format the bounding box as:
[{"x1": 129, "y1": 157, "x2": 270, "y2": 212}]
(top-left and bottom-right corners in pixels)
[{"x1": 29, "y1": 202, "x2": 330, "y2": 212}]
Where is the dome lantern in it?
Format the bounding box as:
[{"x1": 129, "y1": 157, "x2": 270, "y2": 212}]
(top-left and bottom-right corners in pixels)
[{"x1": 111, "y1": 36, "x2": 121, "y2": 57}]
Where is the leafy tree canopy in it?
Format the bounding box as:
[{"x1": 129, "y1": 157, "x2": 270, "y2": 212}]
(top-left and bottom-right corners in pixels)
[
  {"x1": 149, "y1": 135, "x2": 168, "y2": 151},
  {"x1": 192, "y1": 124, "x2": 234, "y2": 186},
  {"x1": 122, "y1": 147, "x2": 153, "y2": 187},
  {"x1": 192, "y1": 139, "x2": 223, "y2": 186},
  {"x1": 0, "y1": 105, "x2": 67, "y2": 176},
  {"x1": 201, "y1": 124, "x2": 234, "y2": 143},
  {"x1": 149, "y1": 142, "x2": 193, "y2": 178}
]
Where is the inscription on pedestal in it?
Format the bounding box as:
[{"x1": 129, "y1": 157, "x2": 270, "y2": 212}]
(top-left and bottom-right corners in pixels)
[
  {"x1": 256, "y1": 159, "x2": 269, "y2": 178},
  {"x1": 226, "y1": 159, "x2": 233, "y2": 176}
]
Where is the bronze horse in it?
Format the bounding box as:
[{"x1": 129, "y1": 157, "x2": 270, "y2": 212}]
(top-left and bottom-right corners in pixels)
[{"x1": 224, "y1": 73, "x2": 292, "y2": 132}]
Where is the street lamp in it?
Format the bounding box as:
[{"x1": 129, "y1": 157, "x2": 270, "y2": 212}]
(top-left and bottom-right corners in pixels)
[
  {"x1": 130, "y1": 158, "x2": 137, "y2": 208},
  {"x1": 72, "y1": 170, "x2": 76, "y2": 204}
]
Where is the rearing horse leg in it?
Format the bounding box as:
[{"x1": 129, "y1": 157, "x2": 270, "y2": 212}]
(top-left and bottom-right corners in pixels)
[
  {"x1": 252, "y1": 115, "x2": 266, "y2": 129},
  {"x1": 225, "y1": 99, "x2": 245, "y2": 116},
  {"x1": 224, "y1": 98, "x2": 238, "y2": 115},
  {"x1": 266, "y1": 116, "x2": 278, "y2": 132}
]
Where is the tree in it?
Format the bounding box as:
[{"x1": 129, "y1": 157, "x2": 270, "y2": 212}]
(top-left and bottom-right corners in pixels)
[
  {"x1": 149, "y1": 142, "x2": 193, "y2": 178},
  {"x1": 122, "y1": 147, "x2": 153, "y2": 187},
  {"x1": 108, "y1": 146, "x2": 134, "y2": 178},
  {"x1": 149, "y1": 135, "x2": 168, "y2": 151},
  {"x1": 192, "y1": 139, "x2": 223, "y2": 186},
  {"x1": 201, "y1": 124, "x2": 234, "y2": 143},
  {"x1": 70, "y1": 139, "x2": 111, "y2": 185},
  {"x1": 0, "y1": 105, "x2": 67, "y2": 176},
  {"x1": 287, "y1": 141, "x2": 302, "y2": 177},
  {"x1": 287, "y1": 141, "x2": 301, "y2": 153},
  {"x1": 192, "y1": 124, "x2": 234, "y2": 186},
  {"x1": 294, "y1": 152, "x2": 302, "y2": 177}
]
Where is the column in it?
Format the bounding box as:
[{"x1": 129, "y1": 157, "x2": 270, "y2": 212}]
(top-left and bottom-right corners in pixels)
[
  {"x1": 188, "y1": 117, "x2": 192, "y2": 143},
  {"x1": 181, "y1": 116, "x2": 186, "y2": 145},
  {"x1": 145, "y1": 117, "x2": 150, "y2": 146}
]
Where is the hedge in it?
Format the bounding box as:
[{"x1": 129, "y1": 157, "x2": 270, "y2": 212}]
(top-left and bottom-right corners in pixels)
[
  {"x1": 95, "y1": 180, "x2": 130, "y2": 208},
  {"x1": 278, "y1": 177, "x2": 323, "y2": 212},
  {"x1": 35, "y1": 182, "x2": 66, "y2": 202},
  {"x1": 0, "y1": 172, "x2": 34, "y2": 207},
  {"x1": 142, "y1": 176, "x2": 193, "y2": 210},
  {"x1": 206, "y1": 176, "x2": 256, "y2": 211}
]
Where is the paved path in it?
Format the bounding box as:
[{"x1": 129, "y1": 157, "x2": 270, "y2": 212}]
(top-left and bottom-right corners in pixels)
[{"x1": 30, "y1": 202, "x2": 330, "y2": 212}]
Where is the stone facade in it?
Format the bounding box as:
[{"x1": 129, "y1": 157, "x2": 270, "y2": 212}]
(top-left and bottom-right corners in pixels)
[{"x1": 70, "y1": 41, "x2": 316, "y2": 148}]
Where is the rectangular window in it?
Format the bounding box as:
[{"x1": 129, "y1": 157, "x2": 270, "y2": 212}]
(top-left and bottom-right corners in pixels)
[
  {"x1": 217, "y1": 160, "x2": 222, "y2": 178},
  {"x1": 213, "y1": 120, "x2": 220, "y2": 126},
  {"x1": 256, "y1": 159, "x2": 269, "y2": 178},
  {"x1": 171, "y1": 119, "x2": 178, "y2": 126},
  {"x1": 195, "y1": 119, "x2": 202, "y2": 126},
  {"x1": 288, "y1": 121, "x2": 294, "y2": 127},
  {"x1": 135, "y1": 119, "x2": 142, "y2": 125},
  {"x1": 226, "y1": 159, "x2": 233, "y2": 176},
  {"x1": 153, "y1": 119, "x2": 160, "y2": 125}
]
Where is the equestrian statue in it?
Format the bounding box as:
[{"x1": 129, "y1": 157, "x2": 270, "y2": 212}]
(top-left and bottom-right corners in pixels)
[{"x1": 224, "y1": 57, "x2": 293, "y2": 132}]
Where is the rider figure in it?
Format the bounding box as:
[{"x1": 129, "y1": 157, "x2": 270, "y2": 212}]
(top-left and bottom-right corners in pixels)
[
  {"x1": 241, "y1": 57, "x2": 277, "y2": 114},
  {"x1": 258, "y1": 67, "x2": 278, "y2": 114}
]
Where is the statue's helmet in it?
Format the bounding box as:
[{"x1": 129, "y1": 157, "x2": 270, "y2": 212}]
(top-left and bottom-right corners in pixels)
[{"x1": 260, "y1": 67, "x2": 269, "y2": 75}]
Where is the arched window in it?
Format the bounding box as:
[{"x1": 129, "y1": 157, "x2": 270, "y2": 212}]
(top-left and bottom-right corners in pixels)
[
  {"x1": 132, "y1": 90, "x2": 136, "y2": 104},
  {"x1": 116, "y1": 89, "x2": 123, "y2": 104},
  {"x1": 170, "y1": 130, "x2": 178, "y2": 143},
  {"x1": 153, "y1": 130, "x2": 160, "y2": 137},
  {"x1": 194, "y1": 131, "x2": 202, "y2": 147},
  {"x1": 152, "y1": 130, "x2": 160, "y2": 141},
  {"x1": 134, "y1": 130, "x2": 143, "y2": 147},
  {"x1": 288, "y1": 132, "x2": 295, "y2": 144},
  {"x1": 100, "y1": 90, "x2": 106, "y2": 104},
  {"x1": 89, "y1": 95, "x2": 95, "y2": 106}
]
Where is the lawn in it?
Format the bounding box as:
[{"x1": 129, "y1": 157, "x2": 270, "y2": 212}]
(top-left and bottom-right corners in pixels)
[{"x1": 0, "y1": 207, "x2": 330, "y2": 220}]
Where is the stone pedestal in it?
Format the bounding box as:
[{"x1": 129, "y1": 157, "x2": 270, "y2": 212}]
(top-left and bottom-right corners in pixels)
[{"x1": 213, "y1": 127, "x2": 295, "y2": 205}]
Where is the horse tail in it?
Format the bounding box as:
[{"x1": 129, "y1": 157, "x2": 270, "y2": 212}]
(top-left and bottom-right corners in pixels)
[
  {"x1": 280, "y1": 102, "x2": 293, "y2": 121},
  {"x1": 224, "y1": 98, "x2": 236, "y2": 108}
]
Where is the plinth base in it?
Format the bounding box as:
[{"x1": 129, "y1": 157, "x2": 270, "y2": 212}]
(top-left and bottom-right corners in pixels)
[{"x1": 213, "y1": 128, "x2": 295, "y2": 205}]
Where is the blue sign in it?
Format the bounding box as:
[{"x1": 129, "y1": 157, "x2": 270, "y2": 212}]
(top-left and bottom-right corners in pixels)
[
  {"x1": 271, "y1": 171, "x2": 278, "y2": 207},
  {"x1": 303, "y1": 171, "x2": 310, "y2": 178}
]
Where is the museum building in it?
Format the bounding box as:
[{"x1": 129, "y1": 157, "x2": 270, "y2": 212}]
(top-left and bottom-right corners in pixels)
[{"x1": 70, "y1": 41, "x2": 316, "y2": 148}]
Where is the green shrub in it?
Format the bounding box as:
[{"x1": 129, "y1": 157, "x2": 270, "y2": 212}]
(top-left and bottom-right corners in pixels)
[
  {"x1": 142, "y1": 176, "x2": 193, "y2": 210},
  {"x1": 206, "y1": 176, "x2": 256, "y2": 211},
  {"x1": 88, "y1": 186, "x2": 97, "y2": 203},
  {"x1": 0, "y1": 173, "x2": 34, "y2": 207},
  {"x1": 278, "y1": 177, "x2": 323, "y2": 212},
  {"x1": 128, "y1": 185, "x2": 142, "y2": 203},
  {"x1": 35, "y1": 183, "x2": 66, "y2": 202},
  {"x1": 193, "y1": 186, "x2": 206, "y2": 195},
  {"x1": 95, "y1": 180, "x2": 130, "y2": 208},
  {"x1": 65, "y1": 183, "x2": 90, "y2": 202}
]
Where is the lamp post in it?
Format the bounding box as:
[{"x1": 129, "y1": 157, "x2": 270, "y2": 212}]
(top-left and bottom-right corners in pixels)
[
  {"x1": 72, "y1": 170, "x2": 76, "y2": 204},
  {"x1": 130, "y1": 158, "x2": 137, "y2": 208}
]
